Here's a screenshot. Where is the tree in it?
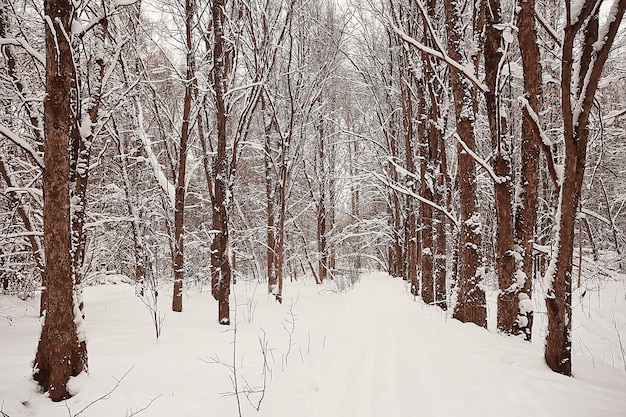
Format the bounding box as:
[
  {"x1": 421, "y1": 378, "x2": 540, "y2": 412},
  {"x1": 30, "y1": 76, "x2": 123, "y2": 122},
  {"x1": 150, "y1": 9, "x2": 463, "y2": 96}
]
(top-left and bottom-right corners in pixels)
[
  {"x1": 33, "y1": 0, "x2": 86, "y2": 401},
  {"x1": 514, "y1": 0, "x2": 543, "y2": 340},
  {"x1": 444, "y1": 0, "x2": 486, "y2": 327},
  {"x1": 544, "y1": 0, "x2": 626, "y2": 375},
  {"x1": 210, "y1": 0, "x2": 232, "y2": 325},
  {"x1": 483, "y1": 0, "x2": 518, "y2": 335},
  {"x1": 172, "y1": 0, "x2": 196, "y2": 313}
]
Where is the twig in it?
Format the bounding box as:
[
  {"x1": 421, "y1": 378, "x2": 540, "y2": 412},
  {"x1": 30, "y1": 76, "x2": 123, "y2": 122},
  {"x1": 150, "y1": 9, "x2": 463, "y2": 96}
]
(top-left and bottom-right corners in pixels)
[
  {"x1": 282, "y1": 296, "x2": 298, "y2": 369},
  {"x1": 610, "y1": 312, "x2": 626, "y2": 372},
  {"x1": 69, "y1": 366, "x2": 135, "y2": 417},
  {"x1": 126, "y1": 395, "x2": 161, "y2": 417}
]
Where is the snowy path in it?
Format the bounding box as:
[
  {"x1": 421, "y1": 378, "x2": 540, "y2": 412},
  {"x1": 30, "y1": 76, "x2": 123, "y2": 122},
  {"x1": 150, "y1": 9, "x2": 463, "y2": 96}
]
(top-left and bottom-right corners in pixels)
[
  {"x1": 257, "y1": 273, "x2": 626, "y2": 417},
  {"x1": 1, "y1": 272, "x2": 626, "y2": 417}
]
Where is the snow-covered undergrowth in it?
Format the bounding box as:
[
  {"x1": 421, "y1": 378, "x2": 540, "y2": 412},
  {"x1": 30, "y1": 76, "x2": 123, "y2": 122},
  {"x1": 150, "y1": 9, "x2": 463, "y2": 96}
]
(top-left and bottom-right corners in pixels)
[{"x1": 1, "y1": 271, "x2": 625, "y2": 416}]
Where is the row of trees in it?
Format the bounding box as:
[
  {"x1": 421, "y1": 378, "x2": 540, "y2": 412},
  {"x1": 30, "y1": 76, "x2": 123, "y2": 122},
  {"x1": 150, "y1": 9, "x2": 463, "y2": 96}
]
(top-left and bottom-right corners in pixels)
[
  {"x1": 0, "y1": 0, "x2": 625, "y2": 400},
  {"x1": 385, "y1": 0, "x2": 625, "y2": 376}
]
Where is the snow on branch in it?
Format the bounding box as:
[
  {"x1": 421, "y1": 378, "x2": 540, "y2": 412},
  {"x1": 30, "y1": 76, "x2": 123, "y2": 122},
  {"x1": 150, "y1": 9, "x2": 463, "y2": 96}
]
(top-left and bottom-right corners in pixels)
[
  {"x1": 390, "y1": 21, "x2": 488, "y2": 94},
  {"x1": 519, "y1": 97, "x2": 553, "y2": 147},
  {"x1": 0, "y1": 124, "x2": 44, "y2": 168},
  {"x1": 533, "y1": 7, "x2": 561, "y2": 46},
  {"x1": 517, "y1": 97, "x2": 560, "y2": 190},
  {"x1": 373, "y1": 171, "x2": 459, "y2": 227},
  {"x1": 73, "y1": 0, "x2": 140, "y2": 37},
  {"x1": 572, "y1": 0, "x2": 626, "y2": 129},
  {"x1": 453, "y1": 133, "x2": 508, "y2": 185},
  {"x1": 135, "y1": 102, "x2": 176, "y2": 208},
  {"x1": 0, "y1": 38, "x2": 45, "y2": 65},
  {"x1": 581, "y1": 207, "x2": 611, "y2": 226}
]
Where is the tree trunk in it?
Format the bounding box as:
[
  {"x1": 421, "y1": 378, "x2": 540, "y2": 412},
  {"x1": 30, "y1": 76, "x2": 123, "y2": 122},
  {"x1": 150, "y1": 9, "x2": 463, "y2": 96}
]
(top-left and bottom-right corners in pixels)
[
  {"x1": 262, "y1": 94, "x2": 278, "y2": 295},
  {"x1": 545, "y1": 0, "x2": 625, "y2": 375},
  {"x1": 483, "y1": 0, "x2": 518, "y2": 334},
  {"x1": 445, "y1": 0, "x2": 486, "y2": 327},
  {"x1": 514, "y1": 0, "x2": 543, "y2": 341},
  {"x1": 423, "y1": 0, "x2": 448, "y2": 310},
  {"x1": 172, "y1": 0, "x2": 195, "y2": 312},
  {"x1": 33, "y1": 0, "x2": 86, "y2": 400},
  {"x1": 211, "y1": 0, "x2": 231, "y2": 325},
  {"x1": 317, "y1": 97, "x2": 328, "y2": 282},
  {"x1": 402, "y1": 60, "x2": 418, "y2": 295}
]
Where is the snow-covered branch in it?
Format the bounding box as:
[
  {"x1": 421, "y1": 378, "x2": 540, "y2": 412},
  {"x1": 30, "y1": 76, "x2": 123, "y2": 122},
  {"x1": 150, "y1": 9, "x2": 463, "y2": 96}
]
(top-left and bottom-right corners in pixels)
[
  {"x1": 454, "y1": 133, "x2": 507, "y2": 185},
  {"x1": 0, "y1": 38, "x2": 45, "y2": 65},
  {"x1": 518, "y1": 97, "x2": 553, "y2": 147},
  {"x1": 390, "y1": 21, "x2": 488, "y2": 94},
  {"x1": 135, "y1": 102, "x2": 176, "y2": 208},
  {"x1": 373, "y1": 171, "x2": 459, "y2": 227},
  {"x1": 0, "y1": 124, "x2": 44, "y2": 168}
]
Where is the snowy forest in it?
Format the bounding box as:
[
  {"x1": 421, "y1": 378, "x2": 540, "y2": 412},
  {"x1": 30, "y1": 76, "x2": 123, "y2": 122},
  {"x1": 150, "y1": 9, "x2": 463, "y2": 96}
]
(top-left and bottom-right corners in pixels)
[{"x1": 1, "y1": 0, "x2": 626, "y2": 415}]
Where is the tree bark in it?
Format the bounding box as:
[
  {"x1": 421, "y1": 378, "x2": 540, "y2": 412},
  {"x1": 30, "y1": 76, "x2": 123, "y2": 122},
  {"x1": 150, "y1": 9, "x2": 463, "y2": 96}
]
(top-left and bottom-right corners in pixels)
[
  {"x1": 545, "y1": 0, "x2": 626, "y2": 375},
  {"x1": 316, "y1": 95, "x2": 329, "y2": 283},
  {"x1": 483, "y1": 0, "x2": 518, "y2": 334},
  {"x1": 445, "y1": 0, "x2": 486, "y2": 327},
  {"x1": 514, "y1": 0, "x2": 543, "y2": 341},
  {"x1": 211, "y1": 0, "x2": 231, "y2": 325},
  {"x1": 33, "y1": 0, "x2": 86, "y2": 400},
  {"x1": 172, "y1": 0, "x2": 195, "y2": 312}
]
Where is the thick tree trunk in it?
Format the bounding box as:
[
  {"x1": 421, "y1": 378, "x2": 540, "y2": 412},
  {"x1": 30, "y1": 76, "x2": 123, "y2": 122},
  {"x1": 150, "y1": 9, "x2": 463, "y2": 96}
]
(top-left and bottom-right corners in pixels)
[
  {"x1": 483, "y1": 0, "x2": 518, "y2": 334},
  {"x1": 211, "y1": 0, "x2": 231, "y2": 325},
  {"x1": 445, "y1": 0, "x2": 486, "y2": 327},
  {"x1": 421, "y1": 0, "x2": 448, "y2": 310},
  {"x1": 33, "y1": 0, "x2": 86, "y2": 400},
  {"x1": 545, "y1": 0, "x2": 626, "y2": 375},
  {"x1": 514, "y1": 0, "x2": 543, "y2": 341}
]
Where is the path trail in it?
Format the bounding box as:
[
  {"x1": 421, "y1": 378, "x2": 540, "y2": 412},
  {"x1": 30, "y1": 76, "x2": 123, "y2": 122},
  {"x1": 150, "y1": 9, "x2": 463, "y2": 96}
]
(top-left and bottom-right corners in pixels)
[
  {"x1": 258, "y1": 272, "x2": 626, "y2": 417},
  {"x1": 2, "y1": 271, "x2": 625, "y2": 417}
]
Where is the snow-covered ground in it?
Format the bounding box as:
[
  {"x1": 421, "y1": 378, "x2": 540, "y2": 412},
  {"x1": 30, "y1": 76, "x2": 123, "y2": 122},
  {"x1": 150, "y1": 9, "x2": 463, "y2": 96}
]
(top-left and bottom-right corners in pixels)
[{"x1": 1, "y1": 271, "x2": 625, "y2": 416}]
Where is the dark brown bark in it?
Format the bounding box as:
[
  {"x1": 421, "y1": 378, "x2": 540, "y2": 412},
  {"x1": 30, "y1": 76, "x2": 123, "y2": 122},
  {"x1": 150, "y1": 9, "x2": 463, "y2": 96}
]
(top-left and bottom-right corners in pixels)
[
  {"x1": 68, "y1": 13, "x2": 107, "y2": 350},
  {"x1": 316, "y1": 96, "x2": 329, "y2": 283},
  {"x1": 211, "y1": 0, "x2": 231, "y2": 325},
  {"x1": 545, "y1": 0, "x2": 626, "y2": 375},
  {"x1": 262, "y1": 94, "x2": 278, "y2": 295},
  {"x1": 401, "y1": 55, "x2": 418, "y2": 295},
  {"x1": 422, "y1": 0, "x2": 448, "y2": 310},
  {"x1": 33, "y1": 0, "x2": 85, "y2": 400},
  {"x1": 514, "y1": 0, "x2": 543, "y2": 341},
  {"x1": 172, "y1": 0, "x2": 195, "y2": 313},
  {"x1": 483, "y1": 0, "x2": 518, "y2": 334},
  {"x1": 445, "y1": 0, "x2": 486, "y2": 327}
]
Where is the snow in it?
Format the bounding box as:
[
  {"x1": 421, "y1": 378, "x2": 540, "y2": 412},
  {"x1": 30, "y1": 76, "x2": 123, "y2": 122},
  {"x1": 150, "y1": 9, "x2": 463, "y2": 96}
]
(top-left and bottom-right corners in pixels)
[
  {"x1": 1, "y1": 272, "x2": 626, "y2": 416},
  {"x1": 570, "y1": 0, "x2": 587, "y2": 24}
]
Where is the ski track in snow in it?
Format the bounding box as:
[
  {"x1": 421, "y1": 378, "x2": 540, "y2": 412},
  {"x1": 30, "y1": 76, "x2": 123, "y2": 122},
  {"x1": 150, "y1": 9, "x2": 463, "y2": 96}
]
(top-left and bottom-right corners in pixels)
[{"x1": 1, "y1": 272, "x2": 626, "y2": 417}]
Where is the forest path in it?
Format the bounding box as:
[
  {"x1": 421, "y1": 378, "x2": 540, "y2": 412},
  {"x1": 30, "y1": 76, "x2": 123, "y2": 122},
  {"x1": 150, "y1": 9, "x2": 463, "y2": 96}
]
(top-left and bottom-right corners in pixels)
[
  {"x1": 332, "y1": 275, "x2": 433, "y2": 417},
  {"x1": 257, "y1": 272, "x2": 626, "y2": 417},
  {"x1": 2, "y1": 272, "x2": 626, "y2": 417}
]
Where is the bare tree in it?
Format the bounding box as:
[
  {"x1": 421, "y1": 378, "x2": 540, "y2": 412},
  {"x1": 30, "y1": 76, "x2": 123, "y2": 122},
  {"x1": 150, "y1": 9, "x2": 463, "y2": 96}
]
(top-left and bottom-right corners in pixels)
[
  {"x1": 513, "y1": 0, "x2": 543, "y2": 341},
  {"x1": 33, "y1": 0, "x2": 86, "y2": 401},
  {"x1": 444, "y1": 0, "x2": 486, "y2": 327},
  {"x1": 544, "y1": 0, "x2": 625, "y2": 375},
  {"x1": 210, "y1": 0, "x2": 232, "y2": 325},
  {"x1": 171, "y1": 0, "x2": 196, "y2": 313}
]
